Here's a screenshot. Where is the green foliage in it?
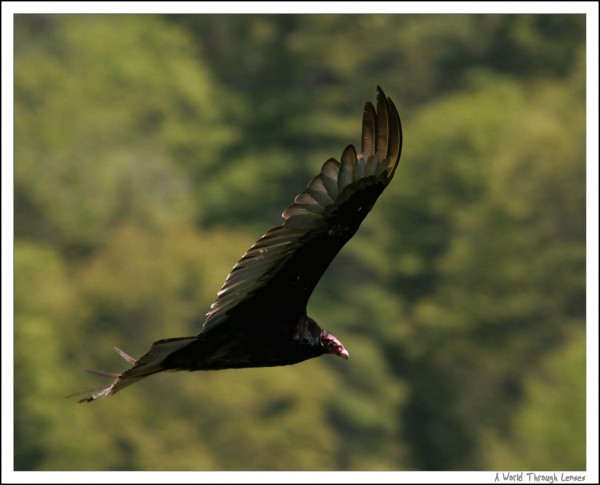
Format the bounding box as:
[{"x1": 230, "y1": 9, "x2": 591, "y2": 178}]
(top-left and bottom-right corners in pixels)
[
  {"x1": 483, "y1": 327, "x2": 586, "y2": 470},
  {"x1": 14, "y1": 15, "x2": 233, "y2": 253},
  {"x1": 13, "y1": 14, "x2": 586, "y2": 471}
]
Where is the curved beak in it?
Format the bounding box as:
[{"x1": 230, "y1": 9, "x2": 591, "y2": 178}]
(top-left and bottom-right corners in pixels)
[
  {"x1": 336, "y1": 347, "x2": 350, "y2": 360},
  {"x1": 322, "y1": 331, "x2": 349, "y2": 360}
]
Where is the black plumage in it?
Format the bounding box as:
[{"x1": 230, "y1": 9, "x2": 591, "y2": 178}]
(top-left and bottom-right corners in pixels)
[{"x1": 80, "y1": 87, "x2": 402, "y2": 402}]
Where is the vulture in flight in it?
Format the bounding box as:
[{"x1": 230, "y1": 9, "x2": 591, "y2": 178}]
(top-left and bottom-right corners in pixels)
[{"x1": 80, "y1": 86, "x2": 402, "y2": 402}]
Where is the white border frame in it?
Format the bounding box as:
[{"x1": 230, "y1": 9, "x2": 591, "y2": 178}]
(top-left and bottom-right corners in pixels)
[{"x1": 2, "y1": 2, "x2": 598, "y2": 483}]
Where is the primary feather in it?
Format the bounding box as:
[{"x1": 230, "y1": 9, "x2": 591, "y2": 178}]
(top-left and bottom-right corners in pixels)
[{"x1": 79, "y1": 86, "x2": 402, "y2": 402}]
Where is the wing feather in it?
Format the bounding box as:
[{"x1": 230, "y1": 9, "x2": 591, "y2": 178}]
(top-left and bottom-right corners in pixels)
[
  {"x1": 320, "y1": 158, "x2": 341, "y2": 199},
  {"x1": 361, "y1": 102, "x2": 376, "y2": 159},
  {"x1": 375, "y1": 86, "x2": 390, "y2": 159},
  {"x1": 307, "y1": 176, "x2": 335, "y2": 206},
  {"x1": 339, "y1": 145, "x2": 357, "y2": 191},
  {"x1": 203, "y1": 87, "x2": 402, "y2": 331}
]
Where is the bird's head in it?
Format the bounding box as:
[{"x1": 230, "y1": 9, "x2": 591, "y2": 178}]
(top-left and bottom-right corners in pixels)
[
  {"x1": 320, "y1": 330, "x2": 349, "y2": 360},
  {"x1": 296, "y1": 316, "x2": 349, "y2": 361}
]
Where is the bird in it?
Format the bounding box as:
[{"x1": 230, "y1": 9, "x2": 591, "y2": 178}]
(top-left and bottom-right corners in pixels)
[{"x1": 79, "y1": 86, "x2": 402, "y2": 402}]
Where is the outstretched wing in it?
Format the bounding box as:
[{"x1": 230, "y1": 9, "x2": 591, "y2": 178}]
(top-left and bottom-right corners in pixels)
[{"x1": 203, "y1": 86, "x2": 402, "y2": 331}]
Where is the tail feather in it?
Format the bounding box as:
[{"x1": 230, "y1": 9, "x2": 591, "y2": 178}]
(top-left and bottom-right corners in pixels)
[
  {"x1": 84, "y1": 368, "x2": 120, "y2": 378},
  {"x1": 78, "y1": 337, "x2": 197, "y2": 403},
  {"x1": 114, "y1": 346, "x2": 136, "y2": 365}
]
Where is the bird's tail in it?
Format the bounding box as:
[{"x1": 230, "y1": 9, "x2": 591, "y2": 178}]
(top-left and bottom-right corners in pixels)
[{"x1": 78, "y1": 337, "x2": 196, "y2": 403}]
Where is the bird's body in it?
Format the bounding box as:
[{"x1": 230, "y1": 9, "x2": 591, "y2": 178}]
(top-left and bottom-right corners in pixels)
[
  {"x1": 163, "y1": 315, "x2": 327, "y2": 371},
  {"x1": 80, "y1": 87, "x2": 402, "y2": 402}
]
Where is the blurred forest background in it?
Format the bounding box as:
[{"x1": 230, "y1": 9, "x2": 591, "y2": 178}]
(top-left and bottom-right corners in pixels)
[{"x1": 13, "y1": 14, "x2": 586, "y2": 471}]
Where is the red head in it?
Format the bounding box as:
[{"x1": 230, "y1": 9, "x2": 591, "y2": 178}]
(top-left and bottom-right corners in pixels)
[{"x1": 320, "y1": 330, "x2": 349, "y2": 360}]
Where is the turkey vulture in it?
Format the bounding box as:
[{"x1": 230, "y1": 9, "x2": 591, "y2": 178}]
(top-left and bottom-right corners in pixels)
[{"x1": 80, "y1": 86, "x2": 402, "y2": 402}]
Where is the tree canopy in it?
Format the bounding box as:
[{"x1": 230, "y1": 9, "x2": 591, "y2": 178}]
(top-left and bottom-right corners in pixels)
[{"x1": 13, "y1": 13, "x2": 586, "y2": 471}]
